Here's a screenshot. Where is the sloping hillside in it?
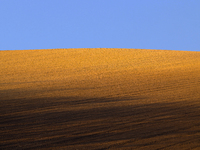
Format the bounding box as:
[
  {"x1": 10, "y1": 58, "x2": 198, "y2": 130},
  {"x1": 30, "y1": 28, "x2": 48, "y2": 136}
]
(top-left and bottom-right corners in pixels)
[{"x1": 0, "y1": 48, "x2": 200, "y2": 149}]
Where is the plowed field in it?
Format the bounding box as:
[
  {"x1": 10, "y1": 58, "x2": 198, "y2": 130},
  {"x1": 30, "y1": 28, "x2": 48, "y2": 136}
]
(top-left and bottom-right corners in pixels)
[{"x1": 1, "y1": 48, "x2": 200, "y2": 149}]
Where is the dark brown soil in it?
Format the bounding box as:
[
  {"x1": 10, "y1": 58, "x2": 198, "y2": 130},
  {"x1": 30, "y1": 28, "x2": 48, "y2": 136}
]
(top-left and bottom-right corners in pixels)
[{"x1": 1, "y1": 96, "x2": 200, "y2": 150}]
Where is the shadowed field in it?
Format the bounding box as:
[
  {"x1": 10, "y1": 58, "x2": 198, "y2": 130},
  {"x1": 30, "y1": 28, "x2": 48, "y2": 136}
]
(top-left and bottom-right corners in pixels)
[{"x1": 0, "y1": 48, "x2": 200, "y2": 149}]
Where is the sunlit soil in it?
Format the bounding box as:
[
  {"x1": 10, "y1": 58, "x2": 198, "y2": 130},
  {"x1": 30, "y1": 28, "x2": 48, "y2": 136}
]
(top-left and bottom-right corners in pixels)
[{"x1": 0, "y1": 48, "x2": 200, "y2": 149}]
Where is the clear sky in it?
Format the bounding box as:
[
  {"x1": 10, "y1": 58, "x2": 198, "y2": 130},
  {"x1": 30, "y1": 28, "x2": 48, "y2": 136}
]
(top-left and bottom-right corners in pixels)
[{"x1": 0, "y1": 0, "x2": 199, "y2": 51}]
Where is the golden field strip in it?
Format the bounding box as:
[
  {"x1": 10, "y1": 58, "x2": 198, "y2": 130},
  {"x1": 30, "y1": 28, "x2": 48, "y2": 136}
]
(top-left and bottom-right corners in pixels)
[{"x1": 0, "y1": 48, "x2": 200, "y2": 149}]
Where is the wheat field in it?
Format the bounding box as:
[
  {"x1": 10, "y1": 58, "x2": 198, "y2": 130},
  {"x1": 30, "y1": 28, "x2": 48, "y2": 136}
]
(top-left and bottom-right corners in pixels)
[{"x1": 0, "y1": 48, "x2": 200, "y2": 149}]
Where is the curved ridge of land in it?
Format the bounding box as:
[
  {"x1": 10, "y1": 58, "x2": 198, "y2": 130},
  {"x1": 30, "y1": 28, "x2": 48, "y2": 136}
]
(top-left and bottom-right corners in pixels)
[{"x1": 0, "y1": 48, "x2": 200, "y2": 149}]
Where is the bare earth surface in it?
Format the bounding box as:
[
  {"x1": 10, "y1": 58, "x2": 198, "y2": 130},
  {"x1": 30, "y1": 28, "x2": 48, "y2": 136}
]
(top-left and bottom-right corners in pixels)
[{"x1": 0, "y1": 48, "x2": 200, "y2": 149}]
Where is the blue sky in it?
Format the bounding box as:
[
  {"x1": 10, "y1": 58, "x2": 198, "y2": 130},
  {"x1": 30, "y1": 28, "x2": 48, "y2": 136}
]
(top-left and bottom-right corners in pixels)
[{"x1": 0, "y1": 0, "x2": 199, "y2": 51}]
